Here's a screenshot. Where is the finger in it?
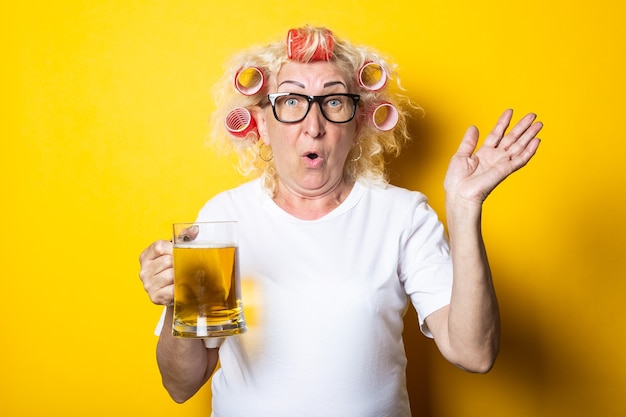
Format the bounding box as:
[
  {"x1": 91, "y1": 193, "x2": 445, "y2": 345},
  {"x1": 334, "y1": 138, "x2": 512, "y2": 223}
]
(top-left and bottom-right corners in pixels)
[
  {"x1": 139, "y1": 243, "x2": 173, "y2": 289},
  {"x1": 511, "y1": 137, "x2": 542, "y2": 170},
  {"x1": 145, "y1": 280, "x2": 175, "y2": 306},
  {"x1": 139, "y1": 240, "x2": 173, "y2": 263},
  {"x1": 456, "y1": 125, "x2": 480, "y2": 157},
  {"x1": 507, "y1": 120, "x2": 543, "y2": 156},
  {"x1": 498, "y1": 113, "x2": 538, "y2": 150},
  {"x1": 483, "y1": 109, "x2": 513, "y2": 147},
  {"x1": 151, "y1": 281, "x2": 175, "y2": 306},
  {"x1": 141, "y1": 262, "x2": 175, "y2": 305},
  {"x1": 150, "y1": 250, "x2": 174, "y2": 278}
]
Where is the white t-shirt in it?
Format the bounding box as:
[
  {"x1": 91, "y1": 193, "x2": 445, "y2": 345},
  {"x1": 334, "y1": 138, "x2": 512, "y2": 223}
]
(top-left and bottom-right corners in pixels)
[{"x1": 164, "y1": 179, "x2": 453, "y2": 417}]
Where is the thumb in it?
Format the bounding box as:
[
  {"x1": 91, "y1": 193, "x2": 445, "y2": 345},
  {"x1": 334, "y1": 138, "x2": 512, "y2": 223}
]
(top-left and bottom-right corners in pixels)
[
  {"x1": 177, "y1": 224, "x2": 200, "y2": 242},
  {"x1": 455, "y1": 125, "x2": 479, "y2": 158}
]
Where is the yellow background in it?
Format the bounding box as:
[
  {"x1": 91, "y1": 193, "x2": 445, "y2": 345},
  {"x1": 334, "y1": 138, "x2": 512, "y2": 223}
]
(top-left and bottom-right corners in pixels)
[{"x1": 2, "y1": 1, "x2": 625, "y2": 416}]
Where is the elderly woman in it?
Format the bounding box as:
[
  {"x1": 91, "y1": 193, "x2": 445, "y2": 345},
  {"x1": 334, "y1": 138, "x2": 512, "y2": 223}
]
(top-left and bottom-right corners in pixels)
[{"x1": 139, "y1": 26, "x2": 542, "y2": 417}]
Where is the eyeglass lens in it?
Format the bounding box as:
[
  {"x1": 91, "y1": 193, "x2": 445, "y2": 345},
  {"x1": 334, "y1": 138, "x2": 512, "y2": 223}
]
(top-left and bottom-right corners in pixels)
[{"x1": 270, "y1": 94, "x2": 358, "y2": 123}]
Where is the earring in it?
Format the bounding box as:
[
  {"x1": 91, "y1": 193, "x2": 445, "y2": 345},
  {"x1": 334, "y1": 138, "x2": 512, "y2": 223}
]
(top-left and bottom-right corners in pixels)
[
  {"x1": 350, "y1": 143, "x2": 362, "y2": 162},
  {"x1": 258, "y1": 142, "x2": 273, "y2": 162}
]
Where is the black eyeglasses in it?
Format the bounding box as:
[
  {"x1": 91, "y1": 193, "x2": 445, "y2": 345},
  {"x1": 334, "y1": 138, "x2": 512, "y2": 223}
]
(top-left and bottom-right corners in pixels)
[{"x1": 267, "y1": 93, "x2": 360, "y2": 124}]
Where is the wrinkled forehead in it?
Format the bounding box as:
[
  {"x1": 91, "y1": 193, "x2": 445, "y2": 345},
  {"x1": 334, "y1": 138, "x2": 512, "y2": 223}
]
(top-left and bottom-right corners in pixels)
[{"x1": 272, "y1": 61, "x2": 351, "y2": 92}]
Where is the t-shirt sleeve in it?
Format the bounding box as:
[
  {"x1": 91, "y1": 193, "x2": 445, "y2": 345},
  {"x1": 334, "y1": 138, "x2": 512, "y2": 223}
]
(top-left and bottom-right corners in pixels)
[{"x1": 398, "y1": 198, "x2": 453, "y2": 338}]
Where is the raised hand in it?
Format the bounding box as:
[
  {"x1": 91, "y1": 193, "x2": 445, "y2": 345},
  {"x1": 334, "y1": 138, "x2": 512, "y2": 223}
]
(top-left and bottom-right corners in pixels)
[{"x1": 444, "y1": 109, "x2": 542, "y2": 205}]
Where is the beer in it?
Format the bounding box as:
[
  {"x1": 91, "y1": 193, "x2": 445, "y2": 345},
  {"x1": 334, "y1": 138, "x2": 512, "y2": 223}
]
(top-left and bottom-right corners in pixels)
[{"x1": 172, "y1": 244, "x2": 246, "y2": 338}]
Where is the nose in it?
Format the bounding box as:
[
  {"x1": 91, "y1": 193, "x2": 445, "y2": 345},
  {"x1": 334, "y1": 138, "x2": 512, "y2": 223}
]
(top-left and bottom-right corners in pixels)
[{"x1": 303, "y1": 101, "x2": 325, "y2": 138}]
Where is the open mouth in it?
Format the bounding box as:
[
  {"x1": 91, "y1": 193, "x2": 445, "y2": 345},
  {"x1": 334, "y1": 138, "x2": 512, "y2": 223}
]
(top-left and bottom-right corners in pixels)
[{"x1": 302, "y1": 151, "x2": 323, "y2": 168}]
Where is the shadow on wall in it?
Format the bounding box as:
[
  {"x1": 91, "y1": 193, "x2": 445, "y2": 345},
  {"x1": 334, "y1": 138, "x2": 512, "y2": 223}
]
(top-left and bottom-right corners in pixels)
[
  {"x1": 403, "y1": 307, "x2": 437, "y2": 416},
  {"x1": 386, "y1": 106, "x2": 444, "y2": 193}
]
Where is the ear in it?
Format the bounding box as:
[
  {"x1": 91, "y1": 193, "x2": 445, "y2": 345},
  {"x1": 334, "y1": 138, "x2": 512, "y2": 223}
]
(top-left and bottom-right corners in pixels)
[{"x1": 251, "y1": 106, "x2": 270, "y2": 145}]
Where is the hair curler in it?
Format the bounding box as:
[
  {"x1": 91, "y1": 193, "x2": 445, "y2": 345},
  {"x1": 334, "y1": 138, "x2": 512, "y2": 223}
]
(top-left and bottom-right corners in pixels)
[
  {"x1": 358, "y1": 61, "x2": 388, "y2": 91},
  {"x1": 225, "y1": 107, "x2": 257, "y2": 138},
  {"x1": 287, "y1": 28, "x2": 334, "y2": 62},
  {"x1": 371, "y1": 102, "x2": 399, "y2": 131},
  {"x1": 234, "y1": 66, "x2": 265, "y2": 96}
]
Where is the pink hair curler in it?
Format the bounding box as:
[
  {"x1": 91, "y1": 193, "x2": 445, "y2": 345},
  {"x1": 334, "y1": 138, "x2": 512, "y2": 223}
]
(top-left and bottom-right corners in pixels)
[
  {"x1": 358, "y1": 61, "x2": 388, "y2": 91},
  {"x1": 234, "y1": 66, "x2": 265, "y2": 96},
  {"x1": 287, "y1": 28, "x2": 334, "y2": 62},
  {"x1": 225, "y1": 107, "x2": 257, "y2": 138},
  {"x1": 371, "y1": 102, "x2": 399, "y2": 131}
]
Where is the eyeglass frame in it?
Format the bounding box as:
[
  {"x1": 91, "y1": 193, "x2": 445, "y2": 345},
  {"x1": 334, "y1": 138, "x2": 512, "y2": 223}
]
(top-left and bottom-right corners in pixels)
[{"x1": 267, "y1": 92, "x2": 361, "y2": 124}]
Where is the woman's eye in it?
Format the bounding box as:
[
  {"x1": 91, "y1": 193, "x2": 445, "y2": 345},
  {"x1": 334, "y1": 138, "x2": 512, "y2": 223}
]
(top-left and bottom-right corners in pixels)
[
  {"x1": 285, "y1": 98, "x2": 299, "y2": 107},
  {"x1": 326, "y1": 98, "x2": 342, "y2": 108}
]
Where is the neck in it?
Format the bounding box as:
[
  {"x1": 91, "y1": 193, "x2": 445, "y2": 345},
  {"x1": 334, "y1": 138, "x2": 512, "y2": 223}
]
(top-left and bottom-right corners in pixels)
[{"x1": 273, "y1": 179, "x2": 355, "y2": 220}]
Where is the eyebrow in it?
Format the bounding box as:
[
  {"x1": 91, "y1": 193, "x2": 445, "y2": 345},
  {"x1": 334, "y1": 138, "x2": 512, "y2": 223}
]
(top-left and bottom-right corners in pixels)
[{"x1": 278, "y1": 80, "x2": 347, "y2": 89}]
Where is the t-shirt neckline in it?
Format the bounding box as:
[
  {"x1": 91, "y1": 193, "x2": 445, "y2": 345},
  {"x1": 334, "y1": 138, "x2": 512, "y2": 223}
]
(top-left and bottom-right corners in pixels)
[{"x1": 258, "y1": 180, "x2": 364, "y2": 223}]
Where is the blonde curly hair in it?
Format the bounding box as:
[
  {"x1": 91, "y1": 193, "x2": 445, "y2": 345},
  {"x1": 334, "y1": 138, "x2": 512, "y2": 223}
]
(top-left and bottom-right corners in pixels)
[{"x1": 208, "y1": 25, "x2": 418, "y2": 194}]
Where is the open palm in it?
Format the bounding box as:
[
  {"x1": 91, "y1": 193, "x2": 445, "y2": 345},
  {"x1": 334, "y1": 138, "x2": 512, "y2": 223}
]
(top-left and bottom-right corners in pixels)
[{"x1": 444, "y1": 109, "x2": 543, "y2": 204}]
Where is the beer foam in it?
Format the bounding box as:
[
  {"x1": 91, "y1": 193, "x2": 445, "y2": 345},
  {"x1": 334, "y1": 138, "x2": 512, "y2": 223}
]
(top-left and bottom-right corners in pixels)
[{"x1": 174, "y1": 241, "x2": 236, "y2": 249}]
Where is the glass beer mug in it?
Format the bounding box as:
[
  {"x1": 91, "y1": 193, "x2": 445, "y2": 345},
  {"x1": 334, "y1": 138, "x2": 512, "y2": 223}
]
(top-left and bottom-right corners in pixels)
[{"x1": 171, "y1": 221, "x2": 247, "y2": 338}]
